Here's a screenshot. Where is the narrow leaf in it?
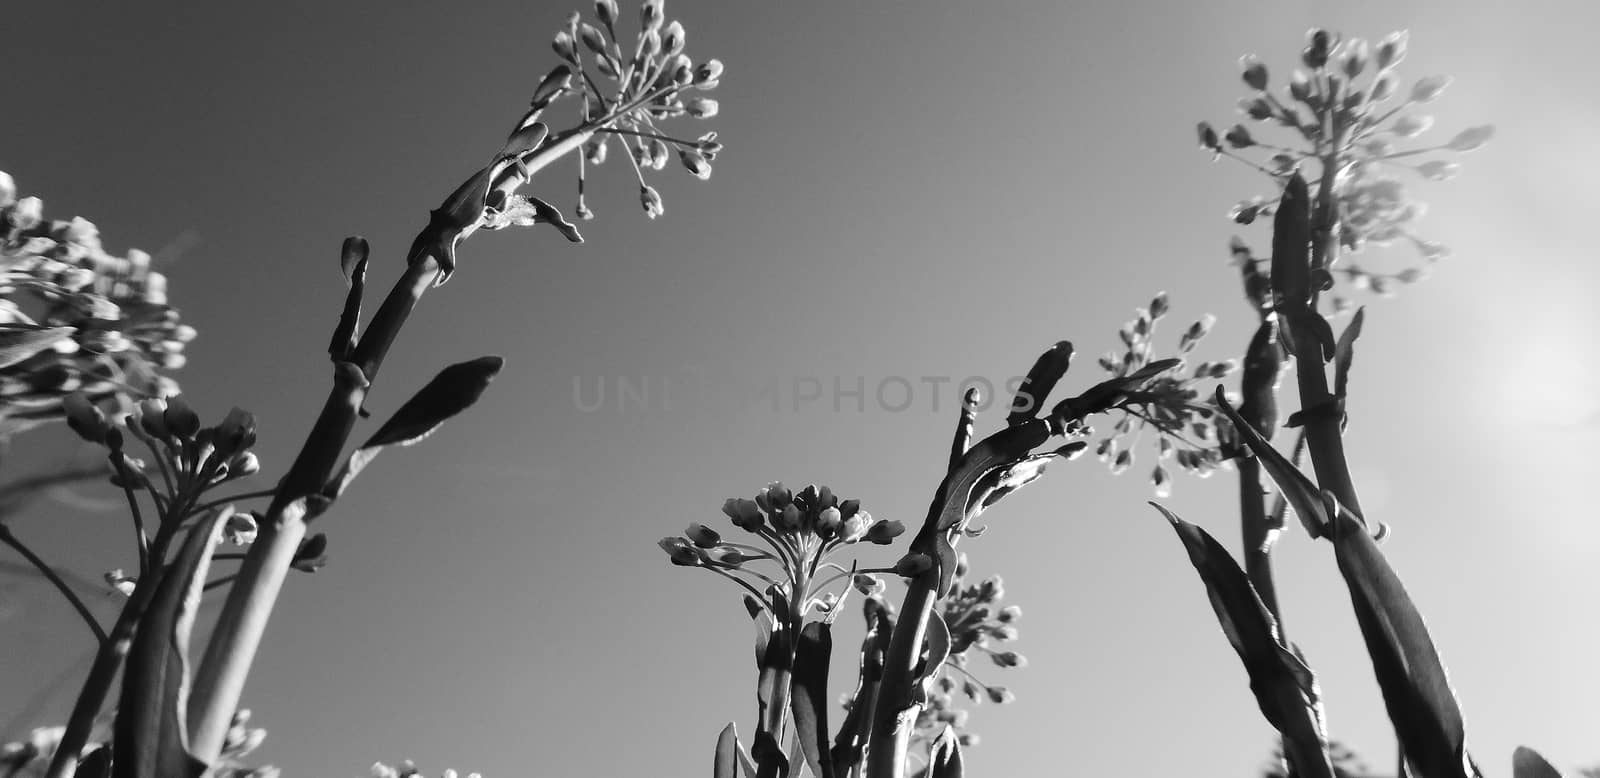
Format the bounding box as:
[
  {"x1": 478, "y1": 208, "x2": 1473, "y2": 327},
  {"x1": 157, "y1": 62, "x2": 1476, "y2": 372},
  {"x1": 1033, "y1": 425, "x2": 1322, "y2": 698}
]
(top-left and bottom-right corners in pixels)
[
  {"x1": 918, "y1": 612, "x2": 951, "y2": 684},
  {"x1": 1511, "y1": 747, "x2": 1561, "y2": 778},
  {"x1": 908, "y1": 418, "x2": 1054, "y2": 595},
  {"x1": 948, "y1": 388, "x2": 978, "y2": 472},
  {"x1": 324, "y1": 355, "x2": 504, "y2": 499},
  {"x1": 1330, "y1": 512, "x2": 1478, "y2": 777},
  {"x1": 113, "y1": 510, "x2": 226, "y2": 778},
  {"x1": 1333, "y1": 307, "x2": 1365, "y2": 399},
  {"x1": 1215, "y1": 387, "x2": 1329, "y2": 538},
  {"x1": 329, "y1": 237, "x2": 370, "y2": 361},
  {"x1": 530, "y1": 65, "x2": 574, "y2": 111},
  {"x1": 790, "y1": 622, "x2": 836, "y2": 778},
  {"x1": 831, "y1": 607, "x2": 891, "y2": 776},
  {"x1": 714, "y1": 722, "x2": 739, "y2": 778},
  {"x1": 1153, "y1": 502, "x2": 1334, "y2": 778},
  {"x1": 1006, "y1": 341, "x2": 1073, "y2": 425}
]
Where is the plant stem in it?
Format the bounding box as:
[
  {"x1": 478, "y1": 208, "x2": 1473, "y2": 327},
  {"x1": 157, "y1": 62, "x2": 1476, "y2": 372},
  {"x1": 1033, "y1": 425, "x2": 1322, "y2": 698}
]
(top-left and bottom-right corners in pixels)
[
  {"x1": 1235, "y1": 456, "x2": 1282, "y2": 629},
  {"x1": 184, "y1": 127, "x2": 596, "y2": 765},
  {"x1": 0, "y1": 525, "x2": 107, "y2": 644},
  {"x1": 44, "y1": 526, "x2": 180, "y2": 778}
]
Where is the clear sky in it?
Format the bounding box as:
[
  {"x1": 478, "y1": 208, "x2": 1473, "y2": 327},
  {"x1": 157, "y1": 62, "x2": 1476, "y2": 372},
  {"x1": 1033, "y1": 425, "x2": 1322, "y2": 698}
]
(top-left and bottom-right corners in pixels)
[{"x1": 2, "y1": 1, "x2": 1596, "y2": 776}]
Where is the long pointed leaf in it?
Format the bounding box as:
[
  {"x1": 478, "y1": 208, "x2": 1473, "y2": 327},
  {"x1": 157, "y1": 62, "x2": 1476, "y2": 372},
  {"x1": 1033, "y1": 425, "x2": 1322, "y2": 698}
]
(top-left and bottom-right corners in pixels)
[
  {"x1": 113, "y1": 510, "x2": 226, "y2": 778},
  {"x1": 1333, "y1": 307, "x2": 1365, "y2": 399},
  {"x1": 1215, "y1": 387, "x2": 1330, "y2": 539},
  {"x1": 831, "y1": 605, "x2": 891, "y2": 776},
  {"x1": 926, "y1": 727, "x2": 964, "y2": 778},
  {"x1": 329, "y1": 237, "x2": 370, "y2": 362},
  {"x1": 790, "y1": 622, "x2": 836, "y2": 778},
  {"x1": 1330, "y1": 512, "x2": 1478, "y2": 777},
  {"x1": 1153, "y1": 503, "x2": 1334, "y2": 778},
  {"x1": 324, "y1": 355, "x2": 504, "y2": 500}
]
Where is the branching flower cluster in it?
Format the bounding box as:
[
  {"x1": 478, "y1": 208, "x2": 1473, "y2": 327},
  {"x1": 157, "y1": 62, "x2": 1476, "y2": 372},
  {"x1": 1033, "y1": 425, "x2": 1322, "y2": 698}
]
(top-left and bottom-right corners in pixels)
[
  {"x1": 0, "y1": 709, "x2": 274, "y2": 778},
  {"x1": 0, "y1": 171, "x2": 191, "y2": 439},
  {"x1": 1091, "y1": 293, "x2": 1232, "y2": 496},
  {"x1": 659, "y1": 482, "x2": 904, "y2": 614},
  {"x1": 550, "y1": 0, "x2": 724, "y2": 220},
  {"x1": 1197, "y1": 29, "x2": 1493, "y2": 308}
]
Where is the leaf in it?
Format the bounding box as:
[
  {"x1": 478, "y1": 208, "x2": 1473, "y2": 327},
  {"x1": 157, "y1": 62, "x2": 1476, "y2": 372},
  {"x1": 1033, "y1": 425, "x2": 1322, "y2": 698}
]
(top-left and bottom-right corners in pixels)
[
  {"x1": 500, "y1": 121, "x2": 549, "y2": 160},
  {"x1": 1330, "y1": 510, "x2": 1478, "y2": 777},
  {"x1": 714, "y1": 722, "x2": 740, "y2": 778},
  {"x1": 329, "y1": 236, "x2": 370, "y2": 361},
  {"x1": 530, "y1": 66, "x2": 574, "y2": 111},
  {"x1": 908, "y1": 418, "x2": 1054, "y2": 595},
  {"x1": 1153, "y1": 502, "x2": 1335, "y2": 778},
  {"x1": 790, "y1": 622, "x2": 836, "y2": 778},
  {"x1": 1006, "y1": 341, "x2": 1073, "y2": 425},
  {"x1": 0, "y1": 324, "x2": 74, "y2": 370},
  {"x1": 113, "y1": 509, "x2": 226, "y2": 778},
  {"x1": 1333, "y1": 307, "x2": 1365, "y2": 399},
  {"x1": 1511, "y1": 747, "x2": 1562, "y2": 778},
  {"x1": 1214, "y1": 387, "x2": 1329, "y2": 539},
  {"x1": 323, "y1": 355, "x2": 504, "y2": 500},
  {"x1": 1270, "y1": 173, "x2": 1314, "y2": 307},
  {"x1": 926, "y1": 727, "x2": 964, "y2": 778}
]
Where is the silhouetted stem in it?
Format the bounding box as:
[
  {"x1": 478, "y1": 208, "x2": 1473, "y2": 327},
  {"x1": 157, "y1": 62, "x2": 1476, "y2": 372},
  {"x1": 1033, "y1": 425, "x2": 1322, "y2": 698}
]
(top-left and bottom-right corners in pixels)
[
  {"x1": 1236, "y1": 456, "x2": 1281, "y2": 629},
  {"x1": 0, "y1": 525, "x2": 106, "y2": 644},
  {"x1": 185, "y1": 128, "x2": 596, "y2": 765}
]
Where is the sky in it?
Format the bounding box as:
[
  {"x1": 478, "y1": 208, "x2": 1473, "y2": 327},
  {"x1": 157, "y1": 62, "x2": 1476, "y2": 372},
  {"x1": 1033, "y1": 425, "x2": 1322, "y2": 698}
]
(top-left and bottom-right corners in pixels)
[{"x1": 2, "y1": 1, "x2": 1597, "y2": 776}]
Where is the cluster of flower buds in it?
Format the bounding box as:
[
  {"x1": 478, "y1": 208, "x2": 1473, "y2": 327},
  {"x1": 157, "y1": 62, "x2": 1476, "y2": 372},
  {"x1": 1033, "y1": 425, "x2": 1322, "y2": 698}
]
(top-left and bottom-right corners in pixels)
[
  {"x1": 0, "y1": 170, "x2": 192, "y2": 438},
  {"x1": 660, "y1": 483, "x2": 905, "y2": 621},
  {"x1": 1196, "y1": 30, "x2": 1490, "y2": 300},
  {"x1": 547, "y1": 0, "x2": 725, "y2": 220},
  {"x1": 370, "y1": 760, "x2": 482, "y2": 778},
  {"x1": 62, "y1": 392, "x2": 259, "y2": 511},
  {"x1": 1091, "y1": 294, "x2": 1230, "y2": 495},
  {"x1": 895, "y1": 554, "x2": 1027, "y2": 760}
]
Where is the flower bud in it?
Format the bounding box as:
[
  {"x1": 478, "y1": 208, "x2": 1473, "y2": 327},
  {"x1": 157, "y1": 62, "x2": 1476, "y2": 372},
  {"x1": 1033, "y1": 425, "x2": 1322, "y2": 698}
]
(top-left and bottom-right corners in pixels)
[
  {"x1": 685, "y1": 522, "x2": 721, "y2": 548},
  {"x1": 1195, "y1": 122, "x2": 1221, "y2": 153},
  {"x1": 1410, "y1": 74, "x2": 1451, "y2": 103},
  {"x1": 661, "y1": 20, "x2": 684, "y2": 57},
  {"x1": 852, "y1": 573, "x2": 885, "y2": 596},
  {"x1": 1376, "y1": 30, "x2": 1408, "y2": 69},
  {"x1": 1446, "y1": 124, "x2": 1493, "y2": 152},
  {"x1": 553, "y1": 32, "x2": 577, "y2": 63},
  {"x1": 839, "y1": 514, "x2": 869, "y2": 543},
  {"x1": 710, "y1": 547, "x2": 745, "y2": 567},
  {"x1": 1238, "y1": 55, "x2": 1268, "y2": 91},
  {"x1": 992, "y1": 650, "x2": 1026, "y2": 668},
  {"x1": 579, "y1": 23, "x2": 606, "y2": 55},
  {"x1": 694, "y1": 58, "x2": 723, "y2": 87},
  {"x1": 595, "y1": 0, "x2": 619, "y2": 28},
  {"x1": 685, "y1": 97, "x2": 719, "y2": 118},
  {"x1": 991, "y1": 624, "x2": 1019, "y2": 641},
  {"x1": 137, "y1": 398, "x2": 170, "y2": 439},
  {"x1": 8, "y1": 196, "x2": 42, "y2": 230},
  {"x1": 658, "y1": 536, "x2": 701, "y2": 566},
  {"x1": 1390, "y1": 114, "x2": 1432, "y2": 139},
  {"x1": 640, "y1": 0, "x2": 663, "y2": 33},
  {"x1": 777, "y1": 503, "x2": 802, "y2": 532},
  {"x1": 866, "y1": 518, "x2": 905, "y2": 545},
  {"x1": 998, "y1": 604, "x2": 1022, "y2": 622},
  {"x1": 1223, "y1": 124, "x2": 1253, "y2": 149},
  {"x1": 815, "y1": 506, "x2": 842, "y2": 536},
  {"x1": 639, "y1": 185, "x2": 663, "y2": 219},
  {"x1": 1302, "y1": 29, "x2": 1332, "y2": 69},
  {"x1": 678, "y1": 149, "x2": 712, "y2": 180},
  {"x1": 1339, "y1": 37, "x2": 1369, "y2": 78},
  {"x1": 224, "y1": 509, "x2": 258, "y2": 546},
  {"x1": 649, "y1": 139, "x2": 670, "y2": 170},
  {"x1": 1416, "y1": 160, "x2": 1459, "y2": 181},
  {"x1": 62, "y1": 393, "x2": 108, "y2": 444},
  {"x1": 228, "y1": 451, "x2": 261, "y2": 478},
  {"x1": 985, "y1": 685, "x2": 1015, "y2": 704},
  {"x1": 163, "y1": 395, "x2": 201, "y2": 439},
  {"x1": 214, "y1": 407, "x2": 257, "y2": 457}
]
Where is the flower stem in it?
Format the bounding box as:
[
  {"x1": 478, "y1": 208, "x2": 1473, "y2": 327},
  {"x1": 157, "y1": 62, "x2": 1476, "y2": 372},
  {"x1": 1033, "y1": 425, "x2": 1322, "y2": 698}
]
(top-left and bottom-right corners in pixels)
[
  {"x1": 0, "y1": 525, "x2": 107, "y2": 644},
  {"x1": 183, "y1": 126, "x2": 598, "y2": 766}
]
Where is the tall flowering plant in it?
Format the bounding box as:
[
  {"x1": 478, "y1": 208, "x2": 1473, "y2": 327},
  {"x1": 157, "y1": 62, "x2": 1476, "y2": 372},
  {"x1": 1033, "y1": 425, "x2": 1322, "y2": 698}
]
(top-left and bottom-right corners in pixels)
[{"x1": 1, "y1": 1, "x2": 726, "y2": 776}]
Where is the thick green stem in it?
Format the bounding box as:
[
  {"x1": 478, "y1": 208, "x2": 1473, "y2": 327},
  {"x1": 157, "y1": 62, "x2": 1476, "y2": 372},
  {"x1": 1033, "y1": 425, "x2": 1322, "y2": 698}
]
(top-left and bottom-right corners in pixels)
[
  {"x1": 184, "y1": 128, "x2": 596, "y2": 765},
  {"x1": 865, "y1": 573, "x2": 936, "y2": 778},
  {"x1": 44, "y1": 529, "x2": 179, "y2": 778}
]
